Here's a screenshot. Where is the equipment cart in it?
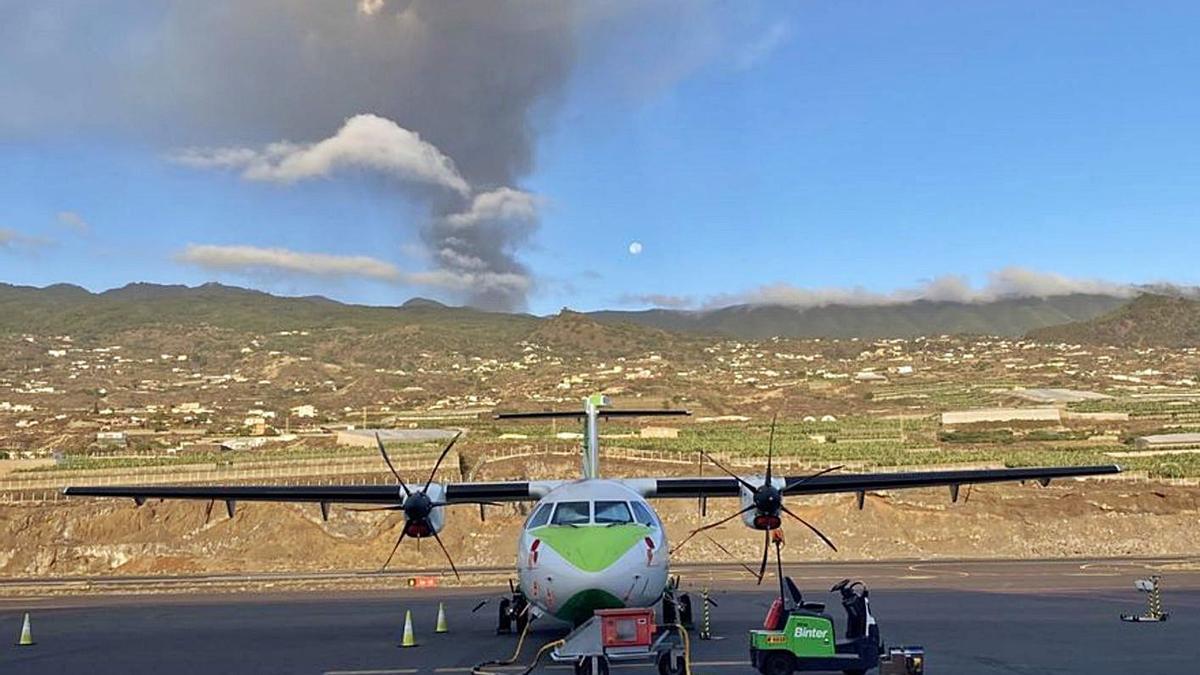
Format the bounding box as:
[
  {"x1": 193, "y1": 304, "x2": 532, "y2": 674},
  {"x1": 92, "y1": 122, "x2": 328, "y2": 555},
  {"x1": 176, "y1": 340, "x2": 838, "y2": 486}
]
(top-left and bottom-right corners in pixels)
[
  {"x1": 551, "y1": 608, "x2": 688, "y2": 675},
  {"x1": 749, "y1": 578, "x2": 924, "y2": 675}
]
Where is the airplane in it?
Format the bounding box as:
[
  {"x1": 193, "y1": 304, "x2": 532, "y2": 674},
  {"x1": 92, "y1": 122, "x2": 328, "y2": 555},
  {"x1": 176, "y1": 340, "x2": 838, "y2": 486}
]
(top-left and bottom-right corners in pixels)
[{"x1": 65, "y1": 393, "x2": 1121, "y2": 630}]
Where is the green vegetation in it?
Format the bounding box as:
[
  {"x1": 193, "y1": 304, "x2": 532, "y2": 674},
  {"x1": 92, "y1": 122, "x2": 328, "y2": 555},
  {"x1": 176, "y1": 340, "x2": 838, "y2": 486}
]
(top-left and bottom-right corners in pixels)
[
  {"x1": 1028, "y1": 293, "x2": 1200, "y2": 347},
  {"x1": 1070, "y1": 397, "x2": 1200, "y2": 419},
  {"x1": 592, "y1": 294, "x2": 1127, "y2": 339},
  {"x1": 21, "y1": 444, "x2": 389, "y2": 473},
  {"x1": 939, "y1": 429, "x2": 1015, "y2": 444},
  {"x1": 0, "y1": 282, "x2": 1133, "y2": 341}
]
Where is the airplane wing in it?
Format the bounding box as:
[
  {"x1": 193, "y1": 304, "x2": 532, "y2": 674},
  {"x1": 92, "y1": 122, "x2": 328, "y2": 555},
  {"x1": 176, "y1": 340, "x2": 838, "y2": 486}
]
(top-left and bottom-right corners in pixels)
[
  {"x1": 644, "y1": 464, "x2": 1121, "y2": 501},
  {"x1": 63, "y1": 480, "x2": 557, "y2": 507}
]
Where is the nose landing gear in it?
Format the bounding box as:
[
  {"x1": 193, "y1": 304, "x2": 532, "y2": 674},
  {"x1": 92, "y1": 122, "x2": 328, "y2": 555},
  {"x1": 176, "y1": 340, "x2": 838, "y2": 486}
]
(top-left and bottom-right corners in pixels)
[{"x1": 497, "y1": 581, "x2": 530, "y2": 635}]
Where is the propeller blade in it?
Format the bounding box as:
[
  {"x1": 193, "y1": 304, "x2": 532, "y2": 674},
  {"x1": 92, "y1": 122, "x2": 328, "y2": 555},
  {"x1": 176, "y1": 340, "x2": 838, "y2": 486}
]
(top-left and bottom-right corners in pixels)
[
  {"x1": 346, "y1": 505, "x2": 404, "y2": 512},
  {"x1": 766, "y1": 414, "x2": 778, "y2": 483},
  {"x1": 756, "y1": 528, "x2": 770, "y2": 585},
  {"x1": 431, "y1": 529, "x2": 461, "y2": 580},
  {"x1": 781, "y1": 465, "x2": 844, "y2": 494},
  {"x1": 424, "y1": 430, "x2": 463, "y2": 493},
  {"x1": 670, "y1": 504, "x2": 755, "y2": 554},
  {"x1": 781, "y1": 506, "x2": 838, "y2": 552},
  {"x1": 700, "y1": 450, "x2": 759, "y2": 493},
  {"x1": 701, "y1": 534, "x2": 763, "y2": 579},
  {"x1": 380, "y1": 527, "x2": 408, "y2": 572},
  {"x1": 376, "y1": 432, "x2": 410, "y2": 496}
]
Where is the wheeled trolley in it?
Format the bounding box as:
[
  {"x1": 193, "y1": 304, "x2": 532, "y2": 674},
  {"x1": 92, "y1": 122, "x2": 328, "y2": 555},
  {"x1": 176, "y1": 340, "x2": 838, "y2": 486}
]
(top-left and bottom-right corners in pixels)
[{"x1": 550, "y1": 608, "x2": 687, "y2": 675}]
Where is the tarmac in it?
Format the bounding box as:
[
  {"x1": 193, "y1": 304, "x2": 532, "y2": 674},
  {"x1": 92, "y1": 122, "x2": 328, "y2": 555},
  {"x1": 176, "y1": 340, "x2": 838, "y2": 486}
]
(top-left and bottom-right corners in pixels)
[{"x1": 1, "y1": 559, "x2": 1197, "y2": 675}]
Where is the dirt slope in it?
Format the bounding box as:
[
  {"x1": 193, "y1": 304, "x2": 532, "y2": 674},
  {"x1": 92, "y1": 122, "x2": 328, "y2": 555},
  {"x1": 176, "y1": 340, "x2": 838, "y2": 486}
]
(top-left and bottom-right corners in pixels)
[{"x1": 2, "y1": 455, "x2": 1197, "y2": 577}]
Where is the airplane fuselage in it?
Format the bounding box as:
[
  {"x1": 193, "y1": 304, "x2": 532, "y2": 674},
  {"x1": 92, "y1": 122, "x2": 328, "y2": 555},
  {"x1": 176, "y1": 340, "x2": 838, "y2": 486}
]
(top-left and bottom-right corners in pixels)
[{"x1": 516, "y1": 478, "x2": 670, "y2": 624}]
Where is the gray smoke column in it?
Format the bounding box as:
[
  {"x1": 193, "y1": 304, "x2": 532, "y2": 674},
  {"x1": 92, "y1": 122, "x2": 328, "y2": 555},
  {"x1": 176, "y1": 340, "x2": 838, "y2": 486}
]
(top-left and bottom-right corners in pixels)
[{"x1": 0, "y1": 0, "x2": 579, "y2": 309}]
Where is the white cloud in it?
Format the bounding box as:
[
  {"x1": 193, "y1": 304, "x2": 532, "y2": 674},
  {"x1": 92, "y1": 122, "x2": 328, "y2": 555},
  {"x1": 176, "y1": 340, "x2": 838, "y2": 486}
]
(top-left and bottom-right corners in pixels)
[
  {"x1": 171, "y1": 114, "x2": 471, "y2": 194},
  {"x1": 176, "y1": 244, "x2": 402, "y2": 282},
  {"x1": 172, "y1": 114, "x2": 540, "y2": 310},
  {"x1": 175, "y1": 243, "x2": 531, "y2": 298},
  {"x1": 711, "y1": 268, "x2": 1133, "y2": 309},
  {"x1": 984, "y1": 267, "x2": 1129, "y2": 299},
  {"x1": 619, "y1": 292, "x2": 693, "y2": 309},
  {"x1": 357, "y1": 0, "x2": 387, "y2": 16},
  {"x1": 444, "y1": 188, "x2": 538, "y2": 228},
  {"x1": 625, "y1": 267, "x2": 1137, "y2": 310},
  {"x1": 735, "y1": 20, "x2": 792, "y2": 70},
  {"x1": 55, "y1": 211, "x2": 90, "y2": 234},
  {"x1": 0, "y1": 227, "x2": 52, "y2": 252}
]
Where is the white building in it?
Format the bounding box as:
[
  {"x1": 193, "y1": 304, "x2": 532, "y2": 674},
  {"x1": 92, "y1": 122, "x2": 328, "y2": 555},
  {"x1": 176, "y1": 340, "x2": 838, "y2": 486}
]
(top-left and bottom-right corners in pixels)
[{"x1": 290, "y1": 404, "x2": 317, "y2": 418}]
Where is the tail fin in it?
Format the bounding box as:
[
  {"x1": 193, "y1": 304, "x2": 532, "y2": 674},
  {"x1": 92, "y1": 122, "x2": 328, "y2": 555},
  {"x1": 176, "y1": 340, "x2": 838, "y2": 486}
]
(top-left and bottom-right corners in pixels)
[
  {"x1": 494, "y1": 396, "x2": 690, "y2": 479},
  {"x1": 582, "y1": 394, "x2": 609, "y2": 479}
]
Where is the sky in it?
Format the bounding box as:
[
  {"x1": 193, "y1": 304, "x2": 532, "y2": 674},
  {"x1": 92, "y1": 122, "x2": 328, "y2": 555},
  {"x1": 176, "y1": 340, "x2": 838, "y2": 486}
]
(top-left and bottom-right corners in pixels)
[{"x1": 1, "y1": 1, "x2": 1199, "y2": 315}]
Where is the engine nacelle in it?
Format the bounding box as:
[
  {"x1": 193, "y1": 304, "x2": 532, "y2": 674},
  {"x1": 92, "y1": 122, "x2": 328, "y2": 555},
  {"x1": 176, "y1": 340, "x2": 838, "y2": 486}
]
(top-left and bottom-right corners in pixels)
[
  {"x1": 739, "y1": 477, "x2": 783, "y2": 530},
  {"x1": 400, "y1": 482, "x2": 447, "y2": 537}
]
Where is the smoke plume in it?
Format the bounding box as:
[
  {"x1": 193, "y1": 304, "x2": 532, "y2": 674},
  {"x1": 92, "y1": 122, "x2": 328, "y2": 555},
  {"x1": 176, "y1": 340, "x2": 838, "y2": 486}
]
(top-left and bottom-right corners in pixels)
[{"x1": 0, "y1": 0, "x2": 579, "y2": 309}]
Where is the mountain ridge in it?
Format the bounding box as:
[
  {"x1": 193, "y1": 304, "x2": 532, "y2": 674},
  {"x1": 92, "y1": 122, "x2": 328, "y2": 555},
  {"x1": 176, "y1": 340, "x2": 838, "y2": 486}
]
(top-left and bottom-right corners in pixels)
[
  {"x1": 1027, "y1": 293, "x2": 1200, "y2": 347},
  {"x1": 0, "y1": 281, "x2": 1152, "y2": 340}
]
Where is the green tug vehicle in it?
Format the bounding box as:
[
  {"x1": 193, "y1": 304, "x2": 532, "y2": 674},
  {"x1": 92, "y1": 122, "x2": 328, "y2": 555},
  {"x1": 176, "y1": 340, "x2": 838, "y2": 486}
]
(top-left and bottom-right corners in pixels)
[{"x1": 749, "y1": 577, "x2": 924, "y2": 675}]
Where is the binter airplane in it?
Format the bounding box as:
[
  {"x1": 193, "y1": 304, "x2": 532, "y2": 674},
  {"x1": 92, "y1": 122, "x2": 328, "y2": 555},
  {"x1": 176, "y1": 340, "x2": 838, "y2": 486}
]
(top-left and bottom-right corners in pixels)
[{"x1": 66, "y1": 394, "x2": 1120, "y2": 628}]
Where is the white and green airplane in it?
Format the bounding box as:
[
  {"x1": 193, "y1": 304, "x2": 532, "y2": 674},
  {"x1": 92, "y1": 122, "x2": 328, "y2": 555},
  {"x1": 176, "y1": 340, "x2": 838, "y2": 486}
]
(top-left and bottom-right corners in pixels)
[{"x1": 66, "y1": 394, "x2": 1120, "y2": 627}]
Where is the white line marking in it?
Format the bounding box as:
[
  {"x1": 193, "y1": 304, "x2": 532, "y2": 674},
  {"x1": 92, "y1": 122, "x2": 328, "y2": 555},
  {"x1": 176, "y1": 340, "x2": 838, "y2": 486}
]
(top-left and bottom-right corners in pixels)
[
  {"x1": 432, "y1": 661, "x2": 749, "y2": 673},
  {"x1": 325, "y1": 670, "x2": 419, "y2": 675}
]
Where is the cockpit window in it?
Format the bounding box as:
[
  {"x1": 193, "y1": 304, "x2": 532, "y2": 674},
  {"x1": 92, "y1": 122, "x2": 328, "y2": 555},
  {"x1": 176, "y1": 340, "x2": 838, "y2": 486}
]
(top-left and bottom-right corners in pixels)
[
  {"x1": 594, "y1": 501, "x2": 633, "y2": 525},
  {"x1": 551, "y1": 501, "x2": 591, "y2": 525},
  {"x1": 526, "y1": 502, "x2": 553, "y2": 530},
  {"x1": 631, "y1": 501, "x2": 657, "y2": 527}
]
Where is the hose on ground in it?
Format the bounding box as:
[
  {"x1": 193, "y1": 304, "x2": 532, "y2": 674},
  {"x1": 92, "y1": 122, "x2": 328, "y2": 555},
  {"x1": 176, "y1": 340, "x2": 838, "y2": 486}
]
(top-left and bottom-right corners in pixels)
[{"x1": 473, "y1": 613, "x2": 563, "y2": 675}]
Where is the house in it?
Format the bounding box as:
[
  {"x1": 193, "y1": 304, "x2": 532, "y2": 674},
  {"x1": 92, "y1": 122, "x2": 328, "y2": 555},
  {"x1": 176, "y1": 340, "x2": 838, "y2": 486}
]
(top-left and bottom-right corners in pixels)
[
  {"x1": 854, "y1": 371, "x2": 888, "y2": 382},
  {"x1": 290, "y1": 404, "x2": 317, "y2": 418},
  {"x1": 96, "y1": 431, "x2": 127, "y2": 447}
]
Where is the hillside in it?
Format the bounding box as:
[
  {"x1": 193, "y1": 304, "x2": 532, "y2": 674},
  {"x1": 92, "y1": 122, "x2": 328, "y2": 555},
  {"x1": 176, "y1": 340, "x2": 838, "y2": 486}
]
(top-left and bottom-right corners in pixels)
[
  {"x1": 0, "y1": 282, "x2": 1139, "y2": 341},
  {"x1": 0, "y1": 283, "x2": 538, "y2": 343},
  {"x1": 589, "y1": 294, "x2": 1128, "y2": 339},
  {"x1": 1027, "y1": 293, "x2": 1200, "y2": 347}
]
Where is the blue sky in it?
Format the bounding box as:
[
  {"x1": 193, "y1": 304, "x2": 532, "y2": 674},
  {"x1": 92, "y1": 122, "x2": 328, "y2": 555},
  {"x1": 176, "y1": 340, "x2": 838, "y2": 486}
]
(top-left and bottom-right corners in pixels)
[{"x1": 2, "y1": 1, "x2": 1199, "y2": 314}]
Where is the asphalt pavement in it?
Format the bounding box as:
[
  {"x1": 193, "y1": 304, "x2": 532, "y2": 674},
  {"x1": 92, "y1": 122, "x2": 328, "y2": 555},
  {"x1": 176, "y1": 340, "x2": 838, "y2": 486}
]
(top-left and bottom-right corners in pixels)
[{"x1": 1, "y1": 560, "x2": 1196, "y2": 674}]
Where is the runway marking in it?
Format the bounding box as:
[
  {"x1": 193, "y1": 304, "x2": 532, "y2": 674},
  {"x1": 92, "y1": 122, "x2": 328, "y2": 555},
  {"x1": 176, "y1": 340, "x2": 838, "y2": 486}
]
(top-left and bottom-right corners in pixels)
[
  {"x1": 431, "y1": 661, "x2": 749, "y2": 673},
  {"x1": 325, "y1": 670, "x2": 419, "y2": 675}
]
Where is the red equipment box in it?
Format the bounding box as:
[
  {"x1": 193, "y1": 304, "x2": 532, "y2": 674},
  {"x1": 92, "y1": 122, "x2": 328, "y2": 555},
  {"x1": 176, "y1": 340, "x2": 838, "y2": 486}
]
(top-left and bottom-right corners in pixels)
[{"x1": 596, "y1": 608, "x2": 656, "y2": 648}]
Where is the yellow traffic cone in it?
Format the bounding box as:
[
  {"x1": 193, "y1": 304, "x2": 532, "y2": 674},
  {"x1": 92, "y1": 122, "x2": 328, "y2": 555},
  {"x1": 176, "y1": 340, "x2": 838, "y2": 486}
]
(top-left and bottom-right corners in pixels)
[
  {"x1": 400, "y1": 609, "x2": 416, "y2": 648},
  {"x1": 435, "y1": 602, "x2": 448, "y2": 634},
  {"x1": 16, "y1": 612, "x2": 34, "y2": 646}
]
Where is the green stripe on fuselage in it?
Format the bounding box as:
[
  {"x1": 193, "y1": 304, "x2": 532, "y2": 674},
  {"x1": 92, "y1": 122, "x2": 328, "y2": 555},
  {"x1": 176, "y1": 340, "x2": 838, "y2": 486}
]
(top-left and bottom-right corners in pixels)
[
  {"x1": 530, "y1": 524, "x2": 651, "y2": 573},
  {"x1": 555, "y1": 588, "x2": 625, "y2": 624}
]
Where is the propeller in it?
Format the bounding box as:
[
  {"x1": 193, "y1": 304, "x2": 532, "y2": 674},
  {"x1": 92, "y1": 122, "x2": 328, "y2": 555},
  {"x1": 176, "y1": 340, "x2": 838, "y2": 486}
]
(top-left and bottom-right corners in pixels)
[
  {"x1": 366, "y1": 430, "x2": 479, "y2": 579},
  {"x1": 672, "y1": 415, "x2": 840, "y2": 584}
]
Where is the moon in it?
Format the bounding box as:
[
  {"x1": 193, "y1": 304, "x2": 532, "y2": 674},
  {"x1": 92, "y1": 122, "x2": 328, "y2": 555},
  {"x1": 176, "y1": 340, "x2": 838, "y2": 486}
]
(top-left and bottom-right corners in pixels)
[{"x1": 628, "y1": 241, "x2": 643, "y2": 255}]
